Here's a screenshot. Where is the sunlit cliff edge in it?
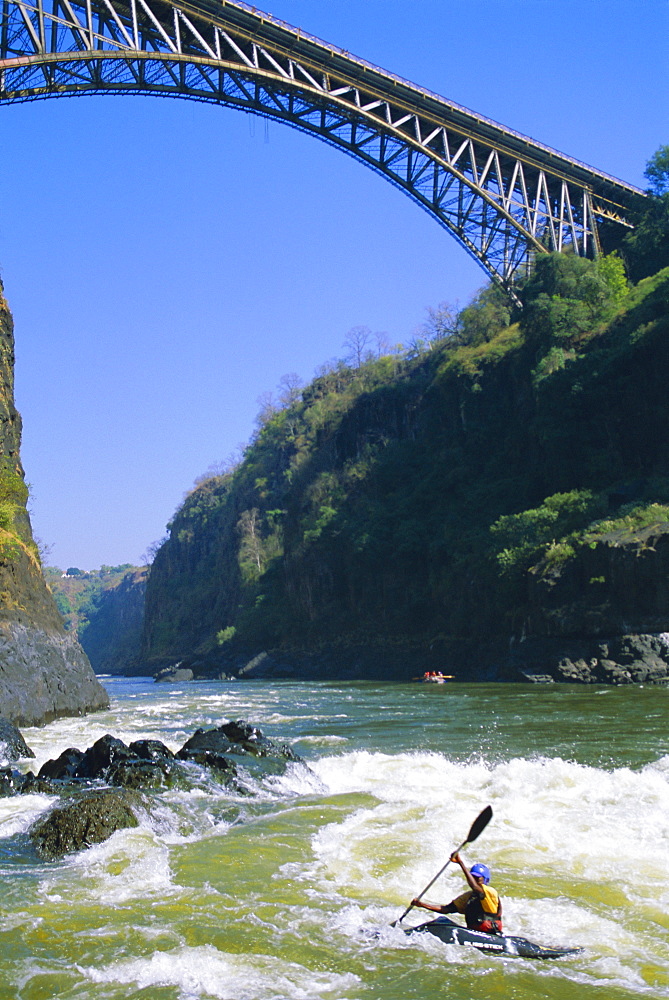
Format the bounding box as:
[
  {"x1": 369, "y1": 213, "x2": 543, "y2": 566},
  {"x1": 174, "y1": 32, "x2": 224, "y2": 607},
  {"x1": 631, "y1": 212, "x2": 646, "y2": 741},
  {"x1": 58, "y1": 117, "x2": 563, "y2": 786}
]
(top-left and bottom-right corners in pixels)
[{"x1": 0, "y1": 282, "x2": 109, "y2": 724}]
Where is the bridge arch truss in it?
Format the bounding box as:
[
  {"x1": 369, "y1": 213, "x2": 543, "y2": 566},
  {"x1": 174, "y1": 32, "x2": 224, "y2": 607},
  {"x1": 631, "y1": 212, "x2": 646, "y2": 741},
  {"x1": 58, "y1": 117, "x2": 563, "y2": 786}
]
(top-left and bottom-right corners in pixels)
[{"x1": 0, "y1": 0, "x2": 644, "y2": 296}]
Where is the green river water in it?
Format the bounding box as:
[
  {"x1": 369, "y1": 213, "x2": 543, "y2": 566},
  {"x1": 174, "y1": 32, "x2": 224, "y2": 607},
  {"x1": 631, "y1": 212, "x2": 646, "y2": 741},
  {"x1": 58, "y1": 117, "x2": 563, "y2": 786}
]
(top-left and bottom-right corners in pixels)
[{"x1": 1, "y1": 677, "x2": 668, "y2": 1000}]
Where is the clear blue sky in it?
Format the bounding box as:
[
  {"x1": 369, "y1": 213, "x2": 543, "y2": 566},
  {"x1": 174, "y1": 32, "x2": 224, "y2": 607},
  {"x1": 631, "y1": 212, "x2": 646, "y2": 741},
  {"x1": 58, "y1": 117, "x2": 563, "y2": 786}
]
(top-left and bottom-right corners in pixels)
[{"x1": 0, "y1": 0, "x2": 666, "y2": 570}]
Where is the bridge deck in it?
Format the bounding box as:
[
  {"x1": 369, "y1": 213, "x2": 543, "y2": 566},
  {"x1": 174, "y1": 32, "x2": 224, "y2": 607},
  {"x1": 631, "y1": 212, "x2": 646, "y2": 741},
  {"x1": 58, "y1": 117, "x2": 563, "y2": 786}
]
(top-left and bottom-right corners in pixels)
[
  {"x1": 200, "y1": 0, "x2": 643, "y2": 210},
  {"x1": 1, "y1": 0, "x2": 646, "y2": 289}
]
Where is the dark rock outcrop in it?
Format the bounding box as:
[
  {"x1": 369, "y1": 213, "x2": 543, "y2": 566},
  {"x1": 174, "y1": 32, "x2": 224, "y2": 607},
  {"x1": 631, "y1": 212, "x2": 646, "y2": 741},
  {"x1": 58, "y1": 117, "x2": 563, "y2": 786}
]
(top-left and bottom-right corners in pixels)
[
  {"x1": 0, "y1": 622, "x2": 110, "y2": 727},
  {"x1": 177, "y1": 718, "x2": 301, "y2": 779},
  {"x1": 154, "y1": 665, "x2": 194, "y2": 683},
  {"x1": 0, "y1": 283, "x2": 109, "y2": 724},
  {"x1": 128, "y1": 739, "x2": 176, "y2": 762},
  {"x1": 509, "y1": 633, "x2": 669, "y2": 685},
  {"x1": 0, "y1": 767, "x2": 30, "y2": 796},
  {"x1": 0, "y1": 716, "x2": 34, "y2": 761},
  {"x1": 37, "y1": 747, "x2": 84, "y2": 780},
  {"x1": 75, "y1": 734, "x2": 136, "y2": 780},
  {"x1": 107, "y1": 759, "x2": 170, "y2": 790},
  {"x1": 37, "y1": 734, "x2": 183, "y2": 791},
  {"x1": 20, "y1": 719, "x2": 301, "y2": 856},
  {"x1": 30, "y1": 789, "x2": 139, "y2": 859}
]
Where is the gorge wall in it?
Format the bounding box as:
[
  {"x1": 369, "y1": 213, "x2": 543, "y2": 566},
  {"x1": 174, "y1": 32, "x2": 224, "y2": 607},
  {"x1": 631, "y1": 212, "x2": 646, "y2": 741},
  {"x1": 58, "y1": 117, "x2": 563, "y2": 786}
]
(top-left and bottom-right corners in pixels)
[
  {"x1": 140, "y1": 259, "x2": 669, "y2": 684},
  {"x1": 78, "y1": 567, "x2": 147, "y2": 675},
  {"x1": 0, "y1": 282, "x2": 109, "y2": 724}
]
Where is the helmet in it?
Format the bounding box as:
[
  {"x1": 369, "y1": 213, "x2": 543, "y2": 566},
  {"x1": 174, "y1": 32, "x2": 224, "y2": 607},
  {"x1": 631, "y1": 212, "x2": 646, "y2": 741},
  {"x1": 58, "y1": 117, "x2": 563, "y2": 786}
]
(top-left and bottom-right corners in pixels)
[{"x1": 470, "y1": 863, "x2": 491, "y2": 884}]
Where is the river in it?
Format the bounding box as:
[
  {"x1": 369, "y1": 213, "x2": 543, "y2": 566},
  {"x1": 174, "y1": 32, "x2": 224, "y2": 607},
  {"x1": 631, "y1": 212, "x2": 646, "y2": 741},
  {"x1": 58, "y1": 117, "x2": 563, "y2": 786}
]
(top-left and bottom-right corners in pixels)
[{"x1": 1, "y1": 677, "x2": 668, "y2": 1000}]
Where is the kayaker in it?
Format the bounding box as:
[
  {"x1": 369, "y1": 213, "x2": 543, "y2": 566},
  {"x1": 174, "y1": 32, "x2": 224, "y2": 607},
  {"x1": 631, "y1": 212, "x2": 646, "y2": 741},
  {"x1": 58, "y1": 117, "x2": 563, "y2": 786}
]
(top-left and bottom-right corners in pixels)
[{"x1": 411, "y1": 851, "x2": 503, "y2": 934}]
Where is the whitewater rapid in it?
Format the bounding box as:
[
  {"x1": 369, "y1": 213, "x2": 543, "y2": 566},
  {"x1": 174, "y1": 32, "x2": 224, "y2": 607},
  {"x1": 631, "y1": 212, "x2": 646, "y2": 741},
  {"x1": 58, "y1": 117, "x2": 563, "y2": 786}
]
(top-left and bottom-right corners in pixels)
[{"x1": 1, "y1": 678, "x2": 667, "y2": 1000}]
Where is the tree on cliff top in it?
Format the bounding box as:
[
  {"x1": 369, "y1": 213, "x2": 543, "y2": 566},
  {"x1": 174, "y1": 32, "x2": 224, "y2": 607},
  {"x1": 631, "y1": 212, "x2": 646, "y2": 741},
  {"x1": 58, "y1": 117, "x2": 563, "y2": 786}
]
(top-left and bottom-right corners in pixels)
[
  {"x1": 623, "y1": 145, "x2": 669, "y2": 283},
  {"x1": 644, "y1": 145, "x2": 669, "y2": 196}
]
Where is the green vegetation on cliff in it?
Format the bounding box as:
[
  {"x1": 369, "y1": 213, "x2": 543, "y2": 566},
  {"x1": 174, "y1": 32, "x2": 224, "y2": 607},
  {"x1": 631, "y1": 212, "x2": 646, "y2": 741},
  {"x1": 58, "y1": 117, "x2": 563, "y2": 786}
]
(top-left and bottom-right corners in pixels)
[
  {"x1": 622, "y1": 144, "x2": 669, "y2": 283},
  {"x1": 142, "y1": 245, "x2": 669, "y2": 672},
  {"x1": 45, "y1": 564, "x2": 140, "y2": 632},
  {"x1": 0, "y1": 281, "x2": 109, "y2": 721}
]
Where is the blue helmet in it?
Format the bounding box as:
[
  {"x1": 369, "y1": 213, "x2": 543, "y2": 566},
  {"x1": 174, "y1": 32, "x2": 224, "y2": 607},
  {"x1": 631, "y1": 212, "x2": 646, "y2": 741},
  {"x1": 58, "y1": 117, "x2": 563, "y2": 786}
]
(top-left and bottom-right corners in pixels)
[{"x1": 470, "y1": 863, "x2": 491, "y2": 884}]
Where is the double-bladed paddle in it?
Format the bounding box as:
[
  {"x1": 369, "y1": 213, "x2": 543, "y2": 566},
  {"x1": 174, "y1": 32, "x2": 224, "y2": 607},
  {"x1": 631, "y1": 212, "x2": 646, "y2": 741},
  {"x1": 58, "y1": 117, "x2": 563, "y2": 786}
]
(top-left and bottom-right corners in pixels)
[{"x1": 392, "y1": 804, "x2": 493, "y2": 926}]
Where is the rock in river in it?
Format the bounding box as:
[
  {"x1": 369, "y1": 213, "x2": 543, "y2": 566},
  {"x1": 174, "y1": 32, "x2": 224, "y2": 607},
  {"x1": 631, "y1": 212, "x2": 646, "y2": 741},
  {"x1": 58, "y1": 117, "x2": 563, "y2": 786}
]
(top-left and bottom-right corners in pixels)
[
  {"x1": 30, "y1": 789, "x2": 139, "y2": 859},
  {"x1": 177, "y1": 719, "x2": 302, "y2": 778},
  {"x1": 37, "y1": 734, "x2": 182, "y2": 790},
  {"x1": 20, "y1": 719, "x2": 301, "y2": 858},
  {"x1": 154, "y1": 665, "x2": 194, "y2": 683},
  {"x1": 0, "y1": 716, "x2": 34, "y2": 762}
]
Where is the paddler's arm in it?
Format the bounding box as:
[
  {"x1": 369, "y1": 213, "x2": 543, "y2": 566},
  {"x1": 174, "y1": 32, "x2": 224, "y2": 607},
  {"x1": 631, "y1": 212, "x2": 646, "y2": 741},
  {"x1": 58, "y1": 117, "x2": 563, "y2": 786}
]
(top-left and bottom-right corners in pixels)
[
  {"x1": 410, "y1": 897, "x2": 458, "y2": 914},
  {"x1": 450, "y1": 851, "x2": 484, "y2": 898}
]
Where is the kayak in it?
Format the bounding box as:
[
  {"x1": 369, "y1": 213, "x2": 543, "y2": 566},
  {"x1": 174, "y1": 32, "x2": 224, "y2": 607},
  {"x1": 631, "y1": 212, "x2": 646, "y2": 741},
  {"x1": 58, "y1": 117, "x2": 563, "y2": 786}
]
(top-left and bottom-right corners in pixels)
[{"x1": 407, "y1": 916, "x2": 582, "y2": 960}]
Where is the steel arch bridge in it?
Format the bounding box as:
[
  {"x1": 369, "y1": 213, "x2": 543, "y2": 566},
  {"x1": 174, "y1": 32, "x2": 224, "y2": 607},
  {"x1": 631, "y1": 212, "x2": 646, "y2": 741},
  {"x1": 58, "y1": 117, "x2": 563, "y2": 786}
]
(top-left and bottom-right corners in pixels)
[{"x1": 0, "y1": 0, "x2": 645, "y2": 297}]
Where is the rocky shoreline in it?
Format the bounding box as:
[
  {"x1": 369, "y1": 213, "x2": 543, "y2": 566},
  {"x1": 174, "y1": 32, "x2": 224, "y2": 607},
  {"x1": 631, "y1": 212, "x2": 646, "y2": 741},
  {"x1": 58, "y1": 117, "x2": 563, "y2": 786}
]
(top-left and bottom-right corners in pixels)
[
  {"x1": 147, "y1": 630, "x2": 669, "y2": 686},
  {"x1": 0, "y1": 716, "x2": 302, "y2": 859}
]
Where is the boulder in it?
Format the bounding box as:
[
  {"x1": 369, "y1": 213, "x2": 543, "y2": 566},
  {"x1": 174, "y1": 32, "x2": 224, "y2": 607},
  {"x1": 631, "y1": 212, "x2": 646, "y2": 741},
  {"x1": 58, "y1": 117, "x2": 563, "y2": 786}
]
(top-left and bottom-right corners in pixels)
[
  {"x1": 510, "y1": 633, "x2": 669, "y2": 684},
  {"x1": 154, "y1": 666, "x2": 194, "y2": 683},
  {"x1": 0, "y1": 717, "x2": 34, "y2": 762},
  {"x1": 37, "y1": 735, "x2": 183, "y2": 790},
  {"x1": 175, "y1": 748, "x2": 239, "y2": 780},
  {"x1": 177, "y1": 718, "x2": 302, "y2": 781},
  {"x1": 179, "y1": 719, "x2": 300, "y2": 762},
  {"x1": 29, "y1": 788, "x2": 138, "y2": 859},
  {"x1": 128, "y1": 739, "x2": 175, "y2": 762},
  {"x1": 110, "y1": 740, "x2": 180, "y2": 790},
  {"x1": 38, "y1": 747, "x2": 84, "y2": 781},
  {"x1": 107, "y1": 759, "x2": 169, "y2": 790},
  {"x1": 0, "y1": 621, "x2": 110, "y2": 727},
  {"x1": 75, "y1": 734, "x2": 137, "y2": 779}
]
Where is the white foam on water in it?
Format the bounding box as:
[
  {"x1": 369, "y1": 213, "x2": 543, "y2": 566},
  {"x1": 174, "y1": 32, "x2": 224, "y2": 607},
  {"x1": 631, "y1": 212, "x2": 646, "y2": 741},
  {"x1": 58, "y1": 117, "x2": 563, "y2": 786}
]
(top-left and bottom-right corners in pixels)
[
  {"x1": 147, "y1": 791, "x2": 238, "y2": 845},
  {"x1": 326, "y1": 902, "x2": 475, "y2": 963},
  {"x1": 309, "y1": 750, "x2": 669, "y2": 889},
  {"x1": 266, "y1": 761, "x2": 329, "y2": 798},
  {"x1": 38, "y1": 826, "x2": 182, "y2": 905},
  {"x1": 78, "y1": 943, "x2": 360, "y2": 999},
  {"x1": 302, "y1": 750, "x2": 669, "y2": 993},
  {"x1": 0, "y1": 792, "x2": 56, "y2": 837},
  {"x1": 312, "y1": 748, "x2": 479, "y2": 801},
  {"x1": 298, "y1": 735, "x2": 349, "y2": 746},
  {"x1": 644, "y1": 754, "x2": 669, "y2": 779}
]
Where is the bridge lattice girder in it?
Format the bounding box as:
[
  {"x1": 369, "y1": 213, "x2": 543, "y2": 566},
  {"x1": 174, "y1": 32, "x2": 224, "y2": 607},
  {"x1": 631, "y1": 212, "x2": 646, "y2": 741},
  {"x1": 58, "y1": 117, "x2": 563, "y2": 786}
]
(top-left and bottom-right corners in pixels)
[{"x1": 0, "y1": 0, "x2": 645, "y2": 295}]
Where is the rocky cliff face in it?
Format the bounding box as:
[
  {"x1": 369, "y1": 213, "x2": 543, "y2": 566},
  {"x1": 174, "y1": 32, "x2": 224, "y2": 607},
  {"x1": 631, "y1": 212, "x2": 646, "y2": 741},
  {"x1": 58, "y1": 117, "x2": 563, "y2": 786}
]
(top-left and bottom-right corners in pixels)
[
  {"x1": 140, "y1": 263, "x2": 669, "y2": 685},
  {"x1": 79, "y1": 568, "x2": 148, "y2": 674},
  {"x1": 505, "y1": 519, "x2": 669, "y2": 683},
  {"x1": 0, "y1": 283, "x2": 109, "y2": 724}
]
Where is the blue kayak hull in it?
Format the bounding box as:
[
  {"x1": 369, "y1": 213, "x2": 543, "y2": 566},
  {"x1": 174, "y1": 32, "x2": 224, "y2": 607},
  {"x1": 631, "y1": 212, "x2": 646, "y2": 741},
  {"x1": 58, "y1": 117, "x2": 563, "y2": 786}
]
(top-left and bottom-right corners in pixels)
[{"x1": 408, "y1": 916, "x2": 582, "y2": 960}]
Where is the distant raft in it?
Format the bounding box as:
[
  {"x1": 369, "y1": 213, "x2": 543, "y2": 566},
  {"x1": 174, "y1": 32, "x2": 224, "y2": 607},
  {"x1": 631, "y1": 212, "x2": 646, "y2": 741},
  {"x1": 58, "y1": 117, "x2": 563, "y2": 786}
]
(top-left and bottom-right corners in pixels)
[
  {"x1": 416, "y1": 671, "x2": 454, "y2": 683},
  {"x1": 407, "y1": 916, "x2": 582, "y2": 960}
]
